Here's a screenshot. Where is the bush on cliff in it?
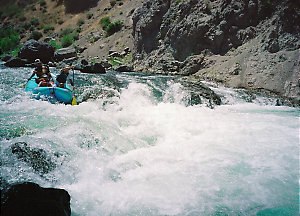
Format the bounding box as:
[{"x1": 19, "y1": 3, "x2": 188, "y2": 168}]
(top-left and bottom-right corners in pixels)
[
  {"x1": 43, "y1": 25, "x2": 54, "y2": 33},
  {"x1": 100, "y1": 17, "x2": 111, "y2": 30},
  {"x1": 0, "y1": 28, "x2": 20, "y2": 55},
  {"x1": 30, "y1": 18, "x2": 40, "y2": 27},
  {"x1": 77, "y1": 18, "x2": 85, "y2": 26},
  {"x1": 60, "y1": 35, "x2": 73, "y2": 47},
  {"x1": 59, "y1": 28, "x2": 80, "y2": 47},
  {"x1": 29, "y1": 31, "x2": 43, "y2": 40},
  {"x1": 49, "y1": 40, "x2": 62, "y2": 50},
  {"x1": 106, "y1": 21, "x2": 123, "y2": 35},
  {"x1": 100, "y1": 17, "x2": 123, "y2": 36}
]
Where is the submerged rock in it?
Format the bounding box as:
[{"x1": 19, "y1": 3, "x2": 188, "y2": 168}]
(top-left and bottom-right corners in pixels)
[
  {"x1": 1, "y1": 182, "x2": 71, "y2": 216},
  {"x1": 11, "y1": 142, "x2": 56, "y2": 174},
  {"x1": 179, "y1": 77, "x2": 221, "y2": 108},
  {"x1": 1, "y1": 55, "x2": 12, "y2": 62},
  {"x1": 4, "y1": 57, "x2": 28, "y2": 67}
]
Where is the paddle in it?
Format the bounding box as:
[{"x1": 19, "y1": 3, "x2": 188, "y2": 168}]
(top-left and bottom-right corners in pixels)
[{"x1": 71, "y1": 68, "x2": 78, "y2": 105}]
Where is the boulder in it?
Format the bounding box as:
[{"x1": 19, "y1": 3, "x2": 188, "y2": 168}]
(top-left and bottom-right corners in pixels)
[
  {"x1": 1, "y1": 55, "x2": 12, "y2": 62},
  {"x1": 55, "y1": 48, "x2": 77, "y2": 62},
  {"x1": 101, "y1": 60, "x2": 112, "y2": 68},
  {"x1": 81, "y1": 59, "x2": 88, "y2": 65},
  {"x1": 115, "y1": 65, "x2": 134, "y2": 72},
  {"x1": 18, "y1": 39, "x2": 55, "y2": 64},
  {"x1": 121, "y1": 47, "x2": 131, "y2": 57},
  {"x1": 1, "y1": 182, "x2": 71, "y2": 216},
  {"x1": 75, "y1": 46, "x2": 86, "y2": 53},
  {"x1": 124, "y1": 47, "x2": 130, "y2": 54},
  {"x1": 108, "y1": 50, "x2": 116, "y2": 55},
  {"x1": 44, "y1": 37, "x2": 54, "y2": 43},
  {"x1": 62, "y1": 57, "x2": 77, "y2": 65},
  {"x1": 180, "y1": 55, "x2": 205, "y2": 76},
  {"x1": 4, "y1": 57, "x2": 28, "y2": 67},
  {"x1": 80, "y1": 63, "x2": 106, "y2": 74},
  {"x1": 179, "y1": 77, "x2": 221, "y2": 108},
  {"x1": 108, "y1": 51, "x2": 122, "y2": 58}
]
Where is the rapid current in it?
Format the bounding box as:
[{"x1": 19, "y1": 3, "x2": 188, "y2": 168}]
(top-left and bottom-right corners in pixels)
[{"x1": 0, "y1": 64, "x2": 299, "y2": 215}]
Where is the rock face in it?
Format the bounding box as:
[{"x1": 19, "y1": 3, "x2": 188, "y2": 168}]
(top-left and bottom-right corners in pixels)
[
  {"x1": 1, "y1": 182, "x2": 71, "y2": 216},
  {"x1": 132, "y1": 0, "x2": 300, "y2": 104},
  {"x1": 18, "y1": 39, "x2": 56, "y2": 63}
]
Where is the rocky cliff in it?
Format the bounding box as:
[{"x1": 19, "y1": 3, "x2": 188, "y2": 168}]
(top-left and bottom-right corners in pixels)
[{"x1": 132, "y1": 0, "x2": 300, "y2": 104}]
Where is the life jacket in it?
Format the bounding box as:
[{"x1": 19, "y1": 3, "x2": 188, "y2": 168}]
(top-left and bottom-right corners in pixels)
[
  {"x1": 39, "y1": 80, "x2": 52, "y2": 87},
  {"x1": 56, "y1": 72, "x2": 68, "y2": 83}
]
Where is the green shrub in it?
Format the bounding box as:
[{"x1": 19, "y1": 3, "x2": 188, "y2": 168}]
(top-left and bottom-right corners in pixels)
[
  {"x1": 100, "y1": 17, "x2": 123, "y2": 36},
  {"x1": 30, "y1": 18, "x2": 39, "y2": 26},
  {"x1": 77, "y1": 18, "x2": 85, "y2": 26},
  {"x1": 59, "y1": 28, "x2": 80, "y2": 45},
  {"x1": 99, "y1": 17, "x2": 111, "y2": 29},
  {"x1": 108, "y1": 56, "x2": 124, "y2": 66},
  {"x1": 59, "y1": 28, "x2": 73, "y2": 37},
  {"x1": 43, "y1": 25, "x2": 54, "y2": 33},
  {"x1": 60, "y1": 34, "x2": 73, "y2": 47},
  {"x1": 21, "y1": 21, "x2": 31, "y2": 30},
  {"x1": 39, "y1": 0, "x2": 46, "y2": 6},
  {"x1": 87, "y1": 13, "x2": 93, "y2": 19},
  {"x1": 49, "y1": 40, "x2": 62, "y2": 50},
  {"x1": 0, "y1": 28, "x2": 20, "y2": 54},
  {"x1": 105, "y1": 20, "x2": 123, "y2": 36},
  {"x1": 11, "y1": 45, "x2": 21, "y2": 56},
  {"x1": 89, "y1": 37, "x2": 95, "y2": 43},
  {"x1": 71, "y1": 31, "x2": 79, "y2": 40},
  {"x1": 75, "y1": 27, "x2": 81, "y2": 33},
  {"x1": 29, "y1": 31, "x2": 43, "y2": 40}
]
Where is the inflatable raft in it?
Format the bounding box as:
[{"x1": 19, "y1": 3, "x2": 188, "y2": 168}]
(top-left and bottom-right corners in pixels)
[{"x1": 25, "y1": 75, "x2": 74, "y2": 104}]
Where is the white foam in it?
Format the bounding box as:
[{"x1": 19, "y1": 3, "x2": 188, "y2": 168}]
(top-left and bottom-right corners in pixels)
[{"x1": 0, "y1": 74, "x2": 298, "y2": 215}]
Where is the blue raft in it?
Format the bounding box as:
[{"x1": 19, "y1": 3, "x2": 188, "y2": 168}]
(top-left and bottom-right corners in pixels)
[{"x1": 25, "y1": 75, "x2": 74, "y2": 104}]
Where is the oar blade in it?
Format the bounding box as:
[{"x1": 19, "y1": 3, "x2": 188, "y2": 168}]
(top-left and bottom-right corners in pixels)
[{"x1": 72, "y1": 96, "x2": 77, "y2": 105}]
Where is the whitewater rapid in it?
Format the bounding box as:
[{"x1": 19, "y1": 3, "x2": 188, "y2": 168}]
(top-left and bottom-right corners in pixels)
[{"x1": 0, "y1": 66, "x2": 299, "y2": 215}]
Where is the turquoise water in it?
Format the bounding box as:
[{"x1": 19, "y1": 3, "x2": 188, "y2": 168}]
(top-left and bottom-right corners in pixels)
[{"x1": 0, "y1": 64, "x2": 299, "y2": 215}]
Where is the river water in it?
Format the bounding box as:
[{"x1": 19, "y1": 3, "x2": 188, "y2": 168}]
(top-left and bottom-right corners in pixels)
[{"x1": 0, "y1": 64, "x2": 299, "y2": 215}]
